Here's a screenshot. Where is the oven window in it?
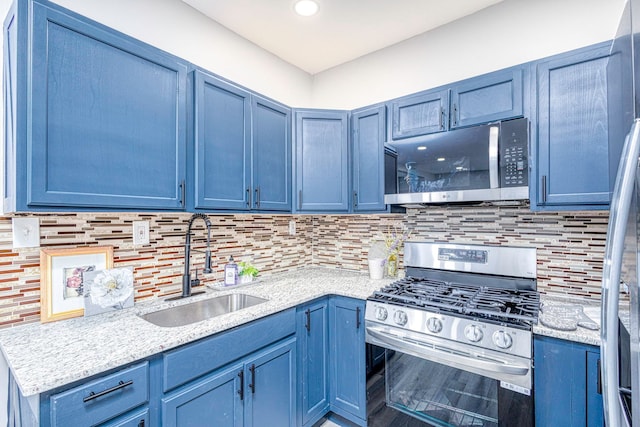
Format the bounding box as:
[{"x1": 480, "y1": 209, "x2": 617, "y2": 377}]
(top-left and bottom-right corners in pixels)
[{"x1": 386, "y1": 351, "x2": 498, "y2": 427}]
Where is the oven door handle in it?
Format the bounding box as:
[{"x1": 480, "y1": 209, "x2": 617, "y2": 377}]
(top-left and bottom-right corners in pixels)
[{"x1": 367, "y1": 326, "x2": 529, "y2": 376}]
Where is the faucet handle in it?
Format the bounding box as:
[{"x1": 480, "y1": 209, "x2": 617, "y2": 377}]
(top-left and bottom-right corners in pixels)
[{"x1": 191, "y1": 269, "x2": 201, "y2": 287}]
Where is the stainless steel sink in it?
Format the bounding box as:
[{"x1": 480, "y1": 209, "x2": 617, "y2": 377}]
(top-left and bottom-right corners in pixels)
[{"x1": 140, "y1": 293, "x2": 268, "y2": 327}]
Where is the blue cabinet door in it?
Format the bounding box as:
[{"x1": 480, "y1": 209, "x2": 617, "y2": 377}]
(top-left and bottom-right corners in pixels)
[
  {"x1": 252, "y1": 96, "x2": 292, "y2": 211},
  {"x1": 586, "y1": 350, "x2": 604, "y2": 427},
  {"x1": 329, "y1": 297, "x2": 366, "y2": 425},
  {"x1": 450, "y1": 67, "x2": 524, "y2": 128},
  {"x1": 297, "y1": 300, "x2": 330, "y2": 426},
  {"x1": 162, "y1": 363, "x2": 243, "y2": 427},
  {"x1": 534, "y1": 335, "x2": 603, "y2": 427},
  {"x1": 28, "y1": 2, "x2": 187, "y2": 210},
  {"x1": 352, "y1": 106, "x2": 386, "y2": 212},
  {"x1": 194, "y1": 71, "x2": 251, "y2": 210},
  {"x1": 295, "y1": 110, "x2": 349, "y2": 212},
  {"x1": 533, "y1": 43, "x2": 611, "y2": 209},
  {"x1": 100, "y1": 407, "x2": 149, "y2": 427},
  {"x1": 244, "y1": 337, "x2": 296, "y2": 427},
  {"x1": 390, "y1": 89, "x2": 448, "y2": 139}
]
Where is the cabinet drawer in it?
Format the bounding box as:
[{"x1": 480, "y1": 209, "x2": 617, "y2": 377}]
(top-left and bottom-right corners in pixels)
[{"x1": 49, "y1": 362, "x2": 149, "y2": 427}]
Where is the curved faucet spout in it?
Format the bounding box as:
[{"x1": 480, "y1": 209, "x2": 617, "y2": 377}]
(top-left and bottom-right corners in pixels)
[{"x1": 169, "y1": 213, "x2": 214, "y2": 300}]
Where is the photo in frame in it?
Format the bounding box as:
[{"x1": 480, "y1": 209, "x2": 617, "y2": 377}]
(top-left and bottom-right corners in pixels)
[{"x1": 40, "y1": 246, "x2": 114, "y2": 323}]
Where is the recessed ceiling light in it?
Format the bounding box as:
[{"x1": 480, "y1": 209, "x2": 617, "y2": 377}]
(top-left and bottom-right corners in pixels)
[
  {"x1": 417, "y1": 146, "x2": 427, "y2": 151},
  {"x1": 294, "y1": 0, "x2": 319, "y2": 17},
  {"x1": 437, "y1": 157, "x2": 446, "y2": 162}
]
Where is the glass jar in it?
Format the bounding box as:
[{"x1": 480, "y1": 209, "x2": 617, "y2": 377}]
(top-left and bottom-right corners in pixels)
[{"x1": 386, "y1": 251, "x2": 398, "y2": 278}]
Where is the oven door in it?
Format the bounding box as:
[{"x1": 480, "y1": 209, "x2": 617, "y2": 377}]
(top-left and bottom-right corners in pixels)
[{"x1": 366, "y1": 324, "x2": 533, "y2": 427}]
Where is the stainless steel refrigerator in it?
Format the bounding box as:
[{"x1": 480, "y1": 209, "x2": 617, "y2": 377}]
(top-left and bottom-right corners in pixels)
[{"x1": 602, "y1": 1, "x2": 640, "y2": 425}]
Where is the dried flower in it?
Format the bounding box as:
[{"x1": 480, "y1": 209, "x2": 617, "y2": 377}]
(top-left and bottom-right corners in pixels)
[{"x1": 377, "y1": 223, "x2": 412, "y2": 255}]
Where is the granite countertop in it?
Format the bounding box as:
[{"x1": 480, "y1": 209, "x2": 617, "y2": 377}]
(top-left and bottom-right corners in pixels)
[
  {"x1": 534, "y1": 293, "x2": 602, "y2": 347},
  {"x1": 0, "y1": 267, "x2": 393, "y2": 397},
  {"x1": 0, "y1": 267, "x2": 607, "y2": 397}
]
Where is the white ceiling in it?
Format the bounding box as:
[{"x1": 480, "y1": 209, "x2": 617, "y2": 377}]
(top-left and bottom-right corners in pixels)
[{"x1": 181, "y1": 0, "x2": 504, "y2": 75}]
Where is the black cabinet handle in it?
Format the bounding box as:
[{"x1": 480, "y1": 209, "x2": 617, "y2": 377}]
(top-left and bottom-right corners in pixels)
[
  {"x1": 541, "y1": 175, "x2": 547, "y2": 203},
  {"x1": 255, "y1": 187, "x2": 261, "y2": 209},
  {"x1": 298, "y1": 190, "x2": 302, "y2": 210},
  {"x1": 597, "y1": 358, "x2": 602, "y2": 395},
  {"x1": 356, "y1": 306, "x2": 361, "y2": 329},
  {"x1": 138, "y1": 421, "x2": 145, "y2": 427},
  {"x1": 452, "y1": 104, "x2": 458, "y2": 127},
  {"x1": 179, "y1": 180, "x2": 186, "y2": 207},
  {"x1": 305, "y1": 309, "x2": 311, "y2": 332},
  {"x1": 246, "y1": 188, "x2": 251, "y2": 208},
  {"x1": 353, "y1": 191, "x2": 358, "y2": 209},
  {"x1": 249, "y1": 364, "x2": 256, "y2": 394},
  {"x1": 439, "y1": 107, "x2": 444, "y2": 130},
  {"x1": 238, "y1": 370, "x2": 244, "y2": 400},
  {"x1": 83, "y1": 380, "x2": 133, "y2": 403}
]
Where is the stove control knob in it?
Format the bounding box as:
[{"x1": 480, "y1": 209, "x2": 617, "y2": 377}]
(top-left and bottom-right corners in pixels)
[
  {"x1": 375, "y1": 307, "x2": 388, "y2": 321},
  {"x1": 393, "y1": 310, "x2": 408, "y2": 326},
  {"x1": 492, "y1": 330, "x2": 513, "y2": 349},
  {"x1": 464, "y1": 324, "x2": 483, "y2": 342},
  {"x1": 426, "y1": 317, "x2": 443, "y2": 334}
]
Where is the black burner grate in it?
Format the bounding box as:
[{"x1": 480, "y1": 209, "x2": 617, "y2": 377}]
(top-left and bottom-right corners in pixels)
[{"x1": 370, "y1": 277, "x2": 539, "y2": 328}]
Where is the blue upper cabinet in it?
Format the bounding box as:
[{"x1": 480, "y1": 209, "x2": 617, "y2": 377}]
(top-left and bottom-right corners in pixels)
[
  {"x1": 7, "y1": 1, "x2": 188, "y2": 211},
  {"x1": 193, "y1": 71, "x2": 291, "y2": 212},
  {"x1": 532, "y1": 42, "x2": 611, "y2": 210},
  {"x1": 251, "y1": 96, "x2": 292, "y2": 211},
  {"x1": 194, "y1": 71, "x2": 252, "y2": 210},
  {"x1": 450, "y1": 67, "x2": 524, "y2": 129},
  {"x1": 352, "y1": 106, "x2": 386, "y2": 212},
  {"x1": 294, "y1": 110, "x2": 349, "y2": 212},
  {"x1": 390, "y1": 89, "x2": 448, "y2": 139}
]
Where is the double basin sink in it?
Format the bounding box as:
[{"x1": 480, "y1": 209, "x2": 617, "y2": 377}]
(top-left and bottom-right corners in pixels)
[{"x1": 140, "y1": 293, "x2": 268, "y2": 327}]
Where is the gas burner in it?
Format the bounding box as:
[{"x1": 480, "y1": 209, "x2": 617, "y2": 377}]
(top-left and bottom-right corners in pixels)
[{"x1": 370, "y1": 277, "x2": 539, "y2": 328}]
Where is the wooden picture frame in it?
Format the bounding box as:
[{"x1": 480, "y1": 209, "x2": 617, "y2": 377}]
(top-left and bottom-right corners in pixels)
[{"x1": 40, "y1": 246, "x2": 114, "y2": 323}]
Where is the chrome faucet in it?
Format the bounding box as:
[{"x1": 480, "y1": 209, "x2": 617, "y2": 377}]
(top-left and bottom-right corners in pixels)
[{"x1": 168, "y1": 213, "x2": 213, "y2": 300}]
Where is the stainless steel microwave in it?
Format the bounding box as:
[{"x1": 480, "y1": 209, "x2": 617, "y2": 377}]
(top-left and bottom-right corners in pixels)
[{"x1": 384, "y1": 117, "x2": 529, "y2": 206}]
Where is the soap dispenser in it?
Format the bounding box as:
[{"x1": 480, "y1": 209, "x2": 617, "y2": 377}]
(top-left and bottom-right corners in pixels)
[{"x1": 224, "y1": 256, "x2": 238, "y2": 286}]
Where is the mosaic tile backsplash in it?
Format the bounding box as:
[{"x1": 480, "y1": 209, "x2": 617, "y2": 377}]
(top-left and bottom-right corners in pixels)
[{"x1": 0, "y1": 206, "x2": 609, "y2": 328}]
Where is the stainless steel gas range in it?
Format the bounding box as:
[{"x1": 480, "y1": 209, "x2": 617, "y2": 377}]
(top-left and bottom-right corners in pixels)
[{"x1": 365, "y1": 242, "x2": 539, "y2": 427}]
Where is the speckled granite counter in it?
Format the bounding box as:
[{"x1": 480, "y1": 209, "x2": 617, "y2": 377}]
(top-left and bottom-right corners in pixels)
[
  {"x1": 0, "y1": 268, "x2": 393, "y2": 397},
  {"x1": 0, "y1": 268, "x2": 608, "y2": 397},
  {"x1": 534, "y1": 294, "x2": 602, "y2": 347}
]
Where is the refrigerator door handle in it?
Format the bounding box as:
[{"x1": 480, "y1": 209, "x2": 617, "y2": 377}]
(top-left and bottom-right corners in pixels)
[{"x1": 601, "y1": 119, "x2": 640, "y2": 427}]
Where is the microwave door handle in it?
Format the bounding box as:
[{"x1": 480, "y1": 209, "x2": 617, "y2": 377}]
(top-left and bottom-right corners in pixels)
[
  {"x1": 366, "y1": 326, "x2": 529, "y2": 376},
  {"x1": 489, "y1": 126, "x2": 500, "y2": 188},
  {"x1": 601, "y1": 119, "x2": 640, "y2": 427}
]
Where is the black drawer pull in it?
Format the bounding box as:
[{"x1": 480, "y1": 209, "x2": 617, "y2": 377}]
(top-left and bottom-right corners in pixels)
[
  {"x1": 305, "y1": 309, "x2": 311, "y2": 332},
  {"x1": 356, "y1": 306, "x2": 361, "y2": 329},
  {"x1": 83, "y1": 380, "x2": 133, "y2": 403}
]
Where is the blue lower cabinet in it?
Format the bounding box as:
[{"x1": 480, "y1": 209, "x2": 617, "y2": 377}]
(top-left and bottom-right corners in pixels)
[
  {"x1": 162, "y1": 337, "x2": 296, "y2": 427},
  {"x1": 297, "y1": 299, "x2": 330, "y2": 426},
  {"x1": 329, "y1": 297, "x2": 367, "y2": 425},
  {"x1": 534, "y1": 335, "x2": 603, "y2": 427},
  {"x1": 161, "y1": 363, "x2": 243, "y2": 427},
  {"x1": 244, "y1": 338, "x2": 297, "y2": 427},
  {"x1": 100, "y1": 407, "x2": 149, "y2": 427}
]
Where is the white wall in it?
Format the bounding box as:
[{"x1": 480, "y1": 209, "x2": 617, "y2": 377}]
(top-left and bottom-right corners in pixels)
[
  {"x1": 311, "y1": 0, "x2": 627, "y2": 109},
  {"x1": 50, "y1": 0, "x2": 314, "y2": 107}
]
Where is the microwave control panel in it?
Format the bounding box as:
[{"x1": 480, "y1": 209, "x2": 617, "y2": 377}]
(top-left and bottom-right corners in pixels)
[{"x1": 500, "y1": 118, "x2": 529, "y2": 187}]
